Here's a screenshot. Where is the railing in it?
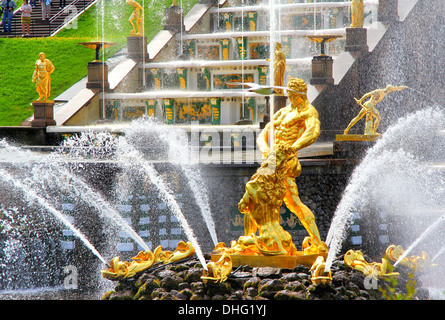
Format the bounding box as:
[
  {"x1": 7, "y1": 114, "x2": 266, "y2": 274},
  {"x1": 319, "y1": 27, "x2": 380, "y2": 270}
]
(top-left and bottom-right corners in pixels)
[
  {"x1": 0, "y1": 0, "x2": 97, "y2": 37},
  {"x1": 50, "y1": 0, "x2": 98, "y2": 36}
]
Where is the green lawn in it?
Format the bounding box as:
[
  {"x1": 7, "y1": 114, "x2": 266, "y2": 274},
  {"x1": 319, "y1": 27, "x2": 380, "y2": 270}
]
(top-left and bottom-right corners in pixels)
[{"x1": 0, "y1": 0, "x2": 197, "y2": 126}]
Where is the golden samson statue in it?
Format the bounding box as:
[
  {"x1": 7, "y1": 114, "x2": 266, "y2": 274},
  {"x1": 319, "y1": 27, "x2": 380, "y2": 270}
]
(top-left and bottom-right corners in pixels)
[{"x1": 214, "y1": 78, "x2": 328, "y2": 263}]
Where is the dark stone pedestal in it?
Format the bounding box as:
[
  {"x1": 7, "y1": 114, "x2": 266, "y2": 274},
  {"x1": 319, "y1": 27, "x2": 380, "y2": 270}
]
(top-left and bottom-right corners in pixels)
[
  {"x1": 127, "y1": 36, "x2": 148, "y2": 61},
  {"x1": 345, "y1": 28, "x2": 369, "y2": 53},
  {"x1": 235, "y1": 119, "x2": 253, "y2": 125},
  {"x1": 31, "y1": 100, "x2": 56, "y2": 127},
  {"x1": 164, "y1": 6, "x2": 185, "y2": 33},
  {"x1": 198, "y1": 0, "x2": 218, "y2": 5},
  {"x1": 310, "y1": 55, "x2": 334, "y2": 85},
  {"x1": 333, "y1": 139, "x2": 379, "y2": 159},
  {"x1": 86, "y1": 61, "x2": 109, "y2": 91}
]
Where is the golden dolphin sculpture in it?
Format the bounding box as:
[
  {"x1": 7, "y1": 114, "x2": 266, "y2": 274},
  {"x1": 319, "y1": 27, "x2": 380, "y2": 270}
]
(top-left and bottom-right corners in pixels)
[
  {"x1": 344, "y1": 249, "x2": 399, "y2": 280},
  {"x1": 101, "y1": 241, "x2": 195, "y2": 280},
  {"x1": 385, "y1": 244, "x2": 431, "y2": 271},
  {"x1": 201, "y1": 252, "x2": 233, "y2": 284},
  {"x1": 310, "y1": 256, "x2": 332, "y2": 285}
]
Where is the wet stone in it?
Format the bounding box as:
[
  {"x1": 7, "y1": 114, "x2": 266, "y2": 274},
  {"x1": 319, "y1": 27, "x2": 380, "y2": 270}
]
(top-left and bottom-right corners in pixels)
[{"x1": 255, "y1": 267, "x2": 282, "y2": 278}]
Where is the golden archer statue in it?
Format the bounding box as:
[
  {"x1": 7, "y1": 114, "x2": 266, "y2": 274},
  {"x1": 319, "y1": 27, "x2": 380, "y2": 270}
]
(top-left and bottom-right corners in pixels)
[
  {"x1": 32, "y1": 52, "x2": 55, "y2": 101},
  {"x1": 218, "y1": 78, "x2": 328, "y2": 257},
  {"x1": 127, "y1": 0, "x2": 143, "y2": 36},
  {"x1": 343, "y1": 84, "x2": 407, "y2": 135}
]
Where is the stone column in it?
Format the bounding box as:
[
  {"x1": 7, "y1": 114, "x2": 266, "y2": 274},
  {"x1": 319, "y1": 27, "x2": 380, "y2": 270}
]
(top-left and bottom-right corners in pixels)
[
  {"x1": 86, "y1": 61, "x2": 109, "y2": 91},
  {"x1": 31, "y1": 100, "x2": 56, "y2": 127},
  {"x1": 345, "y1": 27, "x2": 369, "y2": 53},
  {"x1": 164, "y1": 5, "x2": 185, "y2": 33},
  {"x1": 198, "y1": 0, "x2": 218, "y2": 5},
  {"x1": 127, "y1": 36, "x2": 149, "y2": 61},
  {"x1": 310, "y1": 55, "x2": 334, "y2": 85}
]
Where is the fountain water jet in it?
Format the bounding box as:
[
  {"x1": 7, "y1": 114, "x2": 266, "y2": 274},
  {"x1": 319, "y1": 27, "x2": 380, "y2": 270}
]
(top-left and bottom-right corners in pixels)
[
  {"x1": 325, "y1": 107, "x2": 445, "y2": 271},
  {"x1": 0, "y1": 168, "x2": 107, "y2": 266},
  {"x1": 0, "y1": 139, "x2": 151, "y2": 253},
  {"x1": 116, "y1": 136, "x2": 209, "y2": 270},
  {"x1": 394, "y1": 215, "x2": 445, "y2": 267},
  {"x1": 123, "y1": 118, "x2": 219, "y2": 247}
]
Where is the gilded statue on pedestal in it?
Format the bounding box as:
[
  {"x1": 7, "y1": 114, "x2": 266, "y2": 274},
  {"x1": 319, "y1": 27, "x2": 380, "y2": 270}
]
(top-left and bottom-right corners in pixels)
[
  {"x1": 273, "y1": 42, "x2": 286, "y2": 95},
  {"x1": 32, "y1": 52, "x2": 55, "y2": 101},
  {"x1": 127, "y1": 0, "x2": 143, "y2": 36},
  {"x1": 350, "y1": 0, "x2": 364, "y2": 28},
  {"x1": 216, "y1": 78, "x2": 328, "y2": 259},
  {"x1": 343, "y1": 85, "x2": 407, "y2": 136}
]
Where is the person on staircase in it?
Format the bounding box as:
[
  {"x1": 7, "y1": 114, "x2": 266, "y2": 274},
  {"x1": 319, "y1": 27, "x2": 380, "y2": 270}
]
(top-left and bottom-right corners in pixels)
[
  {"x1": 20, "y1": 0, "x2": 32, "y2": 37},
  {"x1": 39, "y1": 0, "x2": 50, "y2": 21},
  {"x1": 59, "y1": 0, "x2": 65, "y2": 9},
  {"x1": 1, "y1": 0, "x2": 17, "y2": 33},
  {"x1": 29, "y1": 0, "x2": 36, "y2": 7}
]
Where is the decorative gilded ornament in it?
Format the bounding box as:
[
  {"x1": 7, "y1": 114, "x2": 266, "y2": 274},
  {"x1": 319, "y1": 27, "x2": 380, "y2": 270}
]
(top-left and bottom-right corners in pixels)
[
  {"x1": 344, "y1": 249, "x2": 399, "y2": 280},
  {"x1": 101, "y1": 250, "x2": 156, "y2": 280},
  {"x1": 310, "y1": 256, "x2": 332, "y2": 285},
  {"x1": 201, "y1": 252, "x2": 233, "y2": 284},
  {"x1": 385, "y1": 245, "x2": 431, "y2": 271},
  {"x1": 101, "y1": 241, "x2": 195, "y2": 280}
]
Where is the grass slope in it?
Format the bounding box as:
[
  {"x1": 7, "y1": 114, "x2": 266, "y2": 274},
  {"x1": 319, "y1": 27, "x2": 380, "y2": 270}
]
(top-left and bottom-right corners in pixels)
[{"x1": 0, "y1": 0, "x2": 196, "y2": 126}]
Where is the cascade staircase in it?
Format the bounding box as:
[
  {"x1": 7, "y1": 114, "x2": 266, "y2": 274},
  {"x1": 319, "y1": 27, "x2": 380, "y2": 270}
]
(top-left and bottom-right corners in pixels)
[{"x1": 0, "y1": 0, "x2": 95, "y2": 38}]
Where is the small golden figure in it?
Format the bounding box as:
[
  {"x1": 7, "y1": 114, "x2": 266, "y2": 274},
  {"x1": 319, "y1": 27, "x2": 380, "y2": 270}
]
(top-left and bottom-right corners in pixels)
[
  {"x1": 343, "y1": 85, "x2": 407, "y2": 135},
  {"x1": 273, "y1": 42, "x2": 286, "y2": 95},
  {"x1": 350, "y1": 0, "x2": 364, "y2": 28},
  {"x1": 32, "y1": 52, "x2": 55, "y2": 101},
  {"x1": 127, "y1": 0, "x2": 143, "y2": 36}
]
